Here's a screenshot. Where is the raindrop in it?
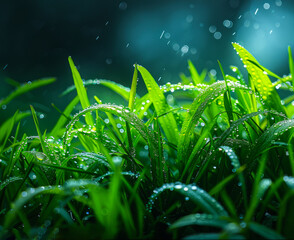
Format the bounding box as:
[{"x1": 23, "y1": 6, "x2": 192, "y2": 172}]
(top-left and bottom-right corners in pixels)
[
  {"x1": 164, "y1": 32, "x2": 171, "y2": 39},
  {"x1": 275, "y1": 0, "x2": 282, "y2": 7},
  {"x1": 263, "y1": 3, "x2": 270, "y2": 10},
  {"x1": 269, "y1": 30, "x2": 273, "y2": 34},
  {"x1": 39, "y1": 114, "x2": 45, "y2": 119},
  {"x1": 118, "y1": 1, "x2": 127, "y2": 10},
  {"x1": 210, "y1": 69, "x2": 217, "y2": 76},
  {"x1": 126, "y1": 43, "x2": 130, "y2": 48},
  {"x1": 160, "y1": 30, "x2": 165, "y2": 39},
  {"x1": 223, "y1": 20, "x2": 233, "y2": 28},
  {"x1": 172, "y1": 43, "x2": 180, "y2": 51},
  {"x1": 254, "y1": 8, "x2": 259, "y2": 15},
  {"x1": 2, "y1": 105, "x2": 7, "y2": 110},
  {"x1": 209, "y1": 25, "x2": 217, "y2": 33},
  {"x1": 244, "y1": 20, "x2": 250, "y2": 28},
  {"x1": 106, "y1": 58, "x2": 112, "y2": 65},
  {"x1": 3, "y1": 64, "x2": 8, "y2": 70},
  {"x1": 190, "y1": 48, "x2": 197, "y2": 54},
  {"x1": 105, "y1": 21, "x2": 109, "y2": 26},
  {"x1": 186, "y1": 15, "x2": 193, "y2": 23},
  {"x1": 181, "y1": 45, "x2": 189, "y2": 55},
  {"x1": 95, "y1": 36, "x2": 100, "y2": 40},
  {"x1": 214, "y1": 32, "x2": 222, "y2": 40}
]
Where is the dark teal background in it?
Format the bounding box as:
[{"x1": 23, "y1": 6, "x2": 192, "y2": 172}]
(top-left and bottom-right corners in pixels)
[{"x1": 0, "y1": 0, "x2": 293, "y2": 134}]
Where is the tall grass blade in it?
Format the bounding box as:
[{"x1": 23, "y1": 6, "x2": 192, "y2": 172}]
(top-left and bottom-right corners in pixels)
[
  {"x1": 68, "y1": 56, "x2": 94, "y2": 126},
  {"x1": 137, "y1": 65, "x2": 179, "y2": 145}
]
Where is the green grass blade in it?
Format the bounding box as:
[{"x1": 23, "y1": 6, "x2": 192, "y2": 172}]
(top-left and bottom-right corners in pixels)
[
  {"x1": 0, "y1": 78, "x2": 56, "y2": 108},
  {"x1": 30, "y1": 106, "x2": 49, "y2": 157},
  {"x1": 288, "y1": 46, "x2": 294, "y2": 86},
  {"x1": 188, "y1": 60, "x2": 203, "y2": 85},
  {"x1": 232, "y1": 43, "x2": 286, "y2": 114},
  {"x1": 170, "y1": 214, "x2": 228, "y2": 229},
  {"x1": 129, "y1": 64, "x2": 138, "y2": 111},
  {"x1": 147, "y1": 183, "x2": 228, "y2": 216},
  {"x1": 249, "y1": 222, "x2": 285, "y2": 239},
  {"x1": 249, "y1": 119, "x2": 294, "y2": 165},
  {"x1": 50, "y1": 96, "x2": 79, "y2": 137},
  {"x1": 68, "y1": 56, "x2": 94, "y2": 126},
  {"x1": 137, "y1": 65, "x2": 179, "y2": 145}
]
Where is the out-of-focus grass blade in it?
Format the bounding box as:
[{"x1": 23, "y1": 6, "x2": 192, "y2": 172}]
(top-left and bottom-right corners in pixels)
[
  {"x1": 249, "y1": 222, "x2": 285, "y2": 240},
  {"x1": 68, "y1": 56, "x2": 94, "y2": 126},
  {"x1": 50, "y1": 96, "x2": 79, "y2": 137},
  {"x1": 218, "y1": 60, "x2": 234, "y2": 124},
  {"x1": 0, "y1": 77, "x2": 56, "y2": 108},
  {"x1": 288, "y1": 46, "x2": 294, "y2": 86},
  {"x1": 137, "y1": 65, "x2": 179, "y2": 145},
  {"x1": 188, "y1": 60, "x2": 203, "y2": 85},
  {"x1": 30, "y1": 105, "x2": 49, "y2": 157},
  {"x1": 0, "y1": 111, "x2": 30, "y2": 148}
]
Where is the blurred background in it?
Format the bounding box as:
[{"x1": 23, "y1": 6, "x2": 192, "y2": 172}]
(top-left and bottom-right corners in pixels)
[{"x1": 0, "y1": 0, "x2": 294, "y2": 133}]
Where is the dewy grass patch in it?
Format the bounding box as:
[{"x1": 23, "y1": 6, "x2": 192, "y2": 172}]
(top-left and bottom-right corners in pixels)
[{"x1": 0, "y1": 43, "x2": 294, "y2": 239}]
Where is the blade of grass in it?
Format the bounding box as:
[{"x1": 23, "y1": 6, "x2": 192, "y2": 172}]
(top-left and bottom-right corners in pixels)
[{"x1": 68, "y1": 56, "x2": 94, "y2": 126}]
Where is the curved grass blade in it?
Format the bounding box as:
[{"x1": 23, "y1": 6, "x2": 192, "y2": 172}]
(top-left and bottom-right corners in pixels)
[
  {"x1": 137, "y1": 65, "x2": 179, "y2": 145},
  {"x1": 0, "y1": 78, "x2": 56, "y2": 108},
  {"x1": 178, "y1": 80, "x2": 249, "y2": 163},
  {"x1": 170, "y1": 214, "x2": 229, "y2": 229},
  {"x1": 249, "y1": 222, "x2": 285, "y2": 239},
  {"x1": 183, "y1": 233, "x2": 245, "y2": 240},
  {"x1": 147, "y1": 182, "x2": 228, "y2": 216},
  {"x1": 232, "y1": 43, "x2": 285, "y2": 114},
  {"x1": 0, "y1": 176, "x2": 23, "y2": 192},
  {"x1": 61, "y1": 79, "x2": 139, "y2": 102},
  {"x1": 249, "y1": 119, "x2": 294, "y2": 164}
]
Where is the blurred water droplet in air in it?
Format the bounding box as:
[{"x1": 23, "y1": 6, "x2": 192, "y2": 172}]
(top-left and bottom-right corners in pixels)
[
  {"x1": 181, "y1": 45, "x2": 189, "y2": 55},
  {"x1": 214, "y1": 32, "x2": 222, "y2": 40},
  {"x1": 209, "y1": 25, "x2": 217, "y2": 33},
  {"x1": 275, "y1": 0, "x2": 282, "y2": 7},
  {"x1": 119, "y1": 1, "x2": 128, "y2": 10},
  {"x1": 186, "y1": 15, "x2": 193, "y2": 23},
  {"x1": 223, "y1": 20, "x2": 233, "y2": 28},
  {"x1": 106, "y1": 58, "x2": 112, "y2": 64},
  {"x1": 263, "y1": 3, "x2": 270, "y2": 10}
]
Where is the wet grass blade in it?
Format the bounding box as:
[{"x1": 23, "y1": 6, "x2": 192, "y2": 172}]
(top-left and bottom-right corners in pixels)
[
  {"x1": 288, "y1": 46, "x2": 294, "y2": 86},
  {"x1": 249, "y1": 222, "x2": 285, "y2": 239},
  {"x1": 170, "y1": 213, "x2": 229, "y2": 229},
  {"x1": 137, "y1": 65, "x2": 179, "y2": 145},
  {"x1": 68, "y1": 56, "x2": 94, "y2": 126},
  {"x1": 232, "y1": 43, "x2": 286, "y2": 114},
  {"x1": 0, "y1": 77, "x2": 56, "y2": 108},
  {"x1": 129, "y1": 64, "x2": 138, "y2": 111}
]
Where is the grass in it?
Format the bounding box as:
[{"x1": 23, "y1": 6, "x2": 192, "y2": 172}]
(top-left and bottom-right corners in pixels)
[{"x1": 0, "y1": 42, "x2": 294, "y2": 239}]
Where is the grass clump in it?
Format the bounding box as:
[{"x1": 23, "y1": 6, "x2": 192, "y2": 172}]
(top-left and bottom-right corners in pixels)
[{"x1": 1, "y1": 43, "x2": 294, "y2": 239}]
